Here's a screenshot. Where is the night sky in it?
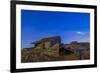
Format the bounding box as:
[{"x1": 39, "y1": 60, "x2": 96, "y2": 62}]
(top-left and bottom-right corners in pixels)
[{"x1": 21, "y1": 10, "x2": 90, "y2": 48}]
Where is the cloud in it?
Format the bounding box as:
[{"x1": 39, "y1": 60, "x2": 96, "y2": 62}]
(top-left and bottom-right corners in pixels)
[{"x1": 76, "y1": 31, "x2": 85, "y2": 35}]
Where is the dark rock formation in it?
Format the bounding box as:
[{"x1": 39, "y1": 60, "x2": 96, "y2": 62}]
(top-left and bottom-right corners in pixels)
[{"x1": 21, "y1": 36, "x2": 90, "y2": 63}]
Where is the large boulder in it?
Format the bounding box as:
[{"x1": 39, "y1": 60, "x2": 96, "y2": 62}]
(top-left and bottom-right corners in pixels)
[{"x1": 44, "y1": 44, "x2": 60, "y2": 57}]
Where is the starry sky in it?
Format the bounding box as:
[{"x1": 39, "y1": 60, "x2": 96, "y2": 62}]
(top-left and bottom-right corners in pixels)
[{"x1": 21, "y1": 10, "x2": 90, "y2": 48}]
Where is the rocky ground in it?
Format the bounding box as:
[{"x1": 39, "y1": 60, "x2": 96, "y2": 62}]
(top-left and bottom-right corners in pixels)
[{"x1": 21, "y1": 42, "x2": 90, "y2": 63}]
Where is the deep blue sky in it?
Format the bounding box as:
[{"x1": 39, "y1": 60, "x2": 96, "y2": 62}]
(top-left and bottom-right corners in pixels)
[{"x1": 21, "y1": 10, "x2": 90, "y2": 48}]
